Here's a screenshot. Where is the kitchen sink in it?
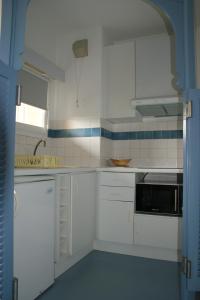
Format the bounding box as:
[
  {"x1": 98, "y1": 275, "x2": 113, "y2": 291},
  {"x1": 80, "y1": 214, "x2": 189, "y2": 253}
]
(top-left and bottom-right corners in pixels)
[{"x1": 15, "y1": 155, "x2": 60, "y2": 168}]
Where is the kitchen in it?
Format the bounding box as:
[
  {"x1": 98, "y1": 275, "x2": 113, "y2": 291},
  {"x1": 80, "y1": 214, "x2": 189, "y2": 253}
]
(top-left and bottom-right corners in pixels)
[{"x1": 13, "y1": 0, "x2": 189, "y2": 299}]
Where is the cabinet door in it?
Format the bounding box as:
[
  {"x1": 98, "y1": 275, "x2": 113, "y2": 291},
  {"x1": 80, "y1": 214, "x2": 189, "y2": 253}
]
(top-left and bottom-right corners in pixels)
[
  {"x1": 14, "y1": 180, "x2": 55, "y2": 300},
  {"x1": 104, "y1": 42, "x2": 135, "y2": 118},
  {"x1": 71, "y1": 173, "x2": 96, "y2": 255},
  {"x1": 136, "y1": 34, "x2": 176, "y2": 98},
  {"x1": 97, "y1": 200, "x2": 134, "y2": 244},
  {"x1": 134, "y1": 214, "x2": 181, "y2": 250}
]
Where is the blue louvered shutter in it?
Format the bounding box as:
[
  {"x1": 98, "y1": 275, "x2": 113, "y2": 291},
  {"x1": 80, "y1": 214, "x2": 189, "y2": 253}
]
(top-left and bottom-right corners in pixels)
[
  {"x1": 184, "y1": 91, "x2": 200, "y2": 291},
  {"x1": 0, "y1": 60, "x2": 16, "y2": 300}
]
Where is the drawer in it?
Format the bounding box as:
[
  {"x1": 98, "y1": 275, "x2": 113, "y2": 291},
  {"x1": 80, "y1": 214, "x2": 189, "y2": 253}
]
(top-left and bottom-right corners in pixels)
[
  {"x1": 99, "y1": 186, "x2": 135, "y2": 202},
  {"x1": 98, "y1": 172, "x2": 135, "y2": 187}
]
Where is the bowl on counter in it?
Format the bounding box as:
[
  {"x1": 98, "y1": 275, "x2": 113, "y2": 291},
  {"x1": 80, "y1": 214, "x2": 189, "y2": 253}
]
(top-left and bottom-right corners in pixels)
[{"x1": 110, "y1": 159, "x2": 132, "y2": 167}]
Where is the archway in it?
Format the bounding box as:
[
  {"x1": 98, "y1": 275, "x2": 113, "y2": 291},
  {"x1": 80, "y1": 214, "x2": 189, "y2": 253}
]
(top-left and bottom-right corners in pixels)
[{"x1": 5, "y1": 1, "x2": 198, "y2": 300}]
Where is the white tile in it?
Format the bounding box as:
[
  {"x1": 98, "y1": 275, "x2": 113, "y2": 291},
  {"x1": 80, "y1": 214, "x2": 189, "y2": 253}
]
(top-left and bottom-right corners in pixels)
[
  {"x1": 149, "y1": 149, "x2": 167, "y2": 159},
  {"x1": 177, "y1": 120, "x2": 183, "y2": 130},
  {"x1": 129, "y1": 122, "x2": 141, "y2": 131},
  {"x1": 142, "y1": 121, "x2": 157, "y2": 131},
  {"x1": 167, "y1": 120, "x2": 178, "y2": 130},
  {"x1": 90, "y1": 118, "x2": 100, "y2": 128},
  {"x1": 177, "y1": 140, "x2": 183, "y2": 150},
  {"x1": 167, "y1": 139, "x2": 178, "y2": 149},
  {"x1": 167, "y1": 149, "x2": 178, "y2": 159},
  {"x1": 154, "y1": 121, "x2": 168, "y2": 131},
  {"x1": 140, "y1": 149, "x2": 150, "y2": 159}
]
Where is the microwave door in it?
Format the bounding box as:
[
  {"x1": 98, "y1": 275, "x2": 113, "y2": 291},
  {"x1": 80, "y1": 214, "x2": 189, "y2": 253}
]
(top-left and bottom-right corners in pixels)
[{"x1": 136, "y1": 184, "x2": 181, "y2": 216}]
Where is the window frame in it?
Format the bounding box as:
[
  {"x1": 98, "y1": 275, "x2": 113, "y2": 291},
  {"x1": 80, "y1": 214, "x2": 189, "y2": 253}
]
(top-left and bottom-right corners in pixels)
[{"x1": 16, "y1": 66, "x2": 50, "y2": 138}]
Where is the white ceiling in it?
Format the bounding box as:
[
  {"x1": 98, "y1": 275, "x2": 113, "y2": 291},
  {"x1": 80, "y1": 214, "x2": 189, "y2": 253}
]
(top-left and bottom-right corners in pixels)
[{"x1": 28, "y1": 0, "x2": 166, "y2": 43}]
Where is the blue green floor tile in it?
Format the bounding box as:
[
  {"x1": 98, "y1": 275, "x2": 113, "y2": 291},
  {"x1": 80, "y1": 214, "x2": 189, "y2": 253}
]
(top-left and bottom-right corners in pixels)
[{"x1": 38, "y1": 250, "x2": 180, "y2": 300}]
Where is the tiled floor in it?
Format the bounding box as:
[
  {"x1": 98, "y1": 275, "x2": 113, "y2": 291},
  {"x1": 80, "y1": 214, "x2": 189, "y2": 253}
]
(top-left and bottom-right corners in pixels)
[{"x1": 38, "y1": 251, "x2": 180, "y2": 300}]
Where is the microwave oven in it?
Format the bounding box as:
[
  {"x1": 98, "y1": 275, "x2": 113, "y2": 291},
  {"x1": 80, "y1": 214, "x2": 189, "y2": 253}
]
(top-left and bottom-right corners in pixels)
[{"x1": 136, "y1": 182, "x2": 183, "y2": 217}]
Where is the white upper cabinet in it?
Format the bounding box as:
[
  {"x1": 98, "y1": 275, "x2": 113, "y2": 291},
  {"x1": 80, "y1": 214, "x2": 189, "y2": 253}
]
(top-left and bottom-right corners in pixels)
[
  {"x1": 103, "y1": 42, "x2": 135, "y2": 119},
  {"x1": 102, "y1": 34, "x2": 178, "y2": 119},
  {"x1": 135, "y1": 34, "x2": 177, "y2": 98}
]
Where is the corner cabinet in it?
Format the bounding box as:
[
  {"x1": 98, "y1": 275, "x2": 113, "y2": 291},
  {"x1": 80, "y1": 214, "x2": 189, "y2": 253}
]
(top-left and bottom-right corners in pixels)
[{"x1": 102, "y1": 34, "x2": 177, "y2": 119}]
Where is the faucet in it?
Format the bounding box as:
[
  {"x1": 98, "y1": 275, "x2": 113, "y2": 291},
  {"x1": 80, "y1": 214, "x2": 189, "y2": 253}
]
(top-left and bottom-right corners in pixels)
[{"x1": 33, "y1": 139, "x2": 46, "y2": 156}]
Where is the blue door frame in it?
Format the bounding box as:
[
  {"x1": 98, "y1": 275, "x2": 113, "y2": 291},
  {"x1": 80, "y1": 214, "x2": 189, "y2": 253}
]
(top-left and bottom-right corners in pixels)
[{"x1": 0, "y1": 0, "x2": 198, "y2": 299}]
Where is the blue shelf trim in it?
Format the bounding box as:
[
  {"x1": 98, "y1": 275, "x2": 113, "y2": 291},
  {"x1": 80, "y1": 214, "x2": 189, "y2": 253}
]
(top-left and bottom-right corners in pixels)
[{"x1": 48, "y1": 128, "x2": 183, "y2": 140}]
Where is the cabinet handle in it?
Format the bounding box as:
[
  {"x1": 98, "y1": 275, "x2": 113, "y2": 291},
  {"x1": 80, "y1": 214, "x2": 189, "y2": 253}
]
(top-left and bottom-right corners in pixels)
[
  {"x1": 14, "y1": 190, "x2": 18, "y2": 216},
  {"x1": 174, "y1": 189, "x2": 178, "y2": 212},
  {"x1": 16, "y1": 85, "x2": 22, "y2": 106},
  {"x1": 13, "y1": 277, "x2": 18, "y2": 300}
]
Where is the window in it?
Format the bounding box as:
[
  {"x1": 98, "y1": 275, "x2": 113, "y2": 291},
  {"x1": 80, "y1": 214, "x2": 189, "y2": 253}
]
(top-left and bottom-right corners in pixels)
[
  {"x1": 16, "y1": 68, "x2": 49, "y2": 134},
  {"x1": 16, "y1": 103, "x2": 47, "y2": 128}
]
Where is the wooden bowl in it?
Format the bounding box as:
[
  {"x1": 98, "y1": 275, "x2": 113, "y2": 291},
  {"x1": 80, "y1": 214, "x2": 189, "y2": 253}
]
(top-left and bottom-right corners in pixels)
[{"x1": 111, "y1": 159, "x2": 131, "y2": 167}]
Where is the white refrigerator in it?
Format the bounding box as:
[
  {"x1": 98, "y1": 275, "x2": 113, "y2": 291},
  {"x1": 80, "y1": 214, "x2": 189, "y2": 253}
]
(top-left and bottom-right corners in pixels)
[{"x1": 14, "y1": 176, "x2": 55, "y2": 300}]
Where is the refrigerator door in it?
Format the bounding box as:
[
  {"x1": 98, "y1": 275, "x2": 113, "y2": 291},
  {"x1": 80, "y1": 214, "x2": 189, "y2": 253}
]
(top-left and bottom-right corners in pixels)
[{"x1": 14, "y1": 179, "x2": 55, "y2": 300}]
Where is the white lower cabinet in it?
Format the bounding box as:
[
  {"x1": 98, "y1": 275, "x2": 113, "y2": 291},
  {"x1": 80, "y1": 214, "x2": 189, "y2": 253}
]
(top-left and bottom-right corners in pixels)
[
  {"x1": 14, "y1": 177, "x2": 55, "y2": 300},
  {"x1": 95, "y1": 171, "x2": 181, "y2": 261},
  {"x1": 97, "y1": 172, "x2": 135, "y2": 245},
  {"x1": 55, "y1": 172, "x2": 96, "y2": 276},
  {"x1": 70, "y1": 173, "x2": 96, "y2": 255},
  {"x1": 134, "y1": 214, "x2": 181, "y2": 250},
  {"x1": 97, "y1": 200, "x2": 134, "y2": 244}
]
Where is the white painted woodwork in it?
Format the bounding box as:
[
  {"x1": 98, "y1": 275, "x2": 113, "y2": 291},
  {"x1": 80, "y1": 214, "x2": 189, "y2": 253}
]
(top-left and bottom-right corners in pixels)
[
  {"x1": 134, "y1": 214, "x2": 182, "y2": 250},
  {"x1": 135, "y1": 34, "x2": 177, "y2": 98},
  {"x1": 98, "y1": 172, "x2": 135, "y2": 187},
  {"x1": 14, "y1": 178, "x2": 55, "y2": 300},
  {"x1": 99, "y1": 186, "x2": 135, "y2": 202},
  {"x1": 97, "y1": 172, "x2": 135, "y2": 244},
  {"x1": 24, "y1": 48, "x2": 66, "y2": 81},
  {"x1": 103, "y1": 42, "x2": 135, "y2": 118},
  {"x1": 55, "y1": 174, "x2": 71, "y2": 262},
  {"x1": 97, "y1": 199, "x2": 134, "y2": 244},
  {"x1": 103, "y1": 34, "x2": 177, "y2": 119},
  {"x1": 70, "y1": 172, "x2": 96, "y2": 255}
]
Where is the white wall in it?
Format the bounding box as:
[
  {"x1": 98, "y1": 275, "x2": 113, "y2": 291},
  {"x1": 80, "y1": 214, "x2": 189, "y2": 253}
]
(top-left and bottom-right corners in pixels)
[{"x1": 48, "y1": 27, "x2": 103, "y2": 127}]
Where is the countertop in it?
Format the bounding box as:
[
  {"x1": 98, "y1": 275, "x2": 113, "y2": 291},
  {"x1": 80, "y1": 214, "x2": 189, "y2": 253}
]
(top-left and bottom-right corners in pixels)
[
  {"x1": 15, "y1": 167, "x2": 183, "y2": 176},
  {"x1": 14, "y1": 167, "x2": 96, "y2": 176},
  {"x1": 97, "y1": 167, "x2": 183, "y2": 173}
]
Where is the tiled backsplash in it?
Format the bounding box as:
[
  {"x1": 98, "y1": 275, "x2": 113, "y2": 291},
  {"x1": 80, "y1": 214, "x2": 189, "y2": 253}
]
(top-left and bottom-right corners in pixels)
[
  {"x1": 101, "y1": 118, "x2": 183, "y2": 168},
  {"x1": 15, "y1": 135, "x2": 101, "y2": 167},
  {"x1": 15, "y1": 118, "x2": 183, "y2": 168}
]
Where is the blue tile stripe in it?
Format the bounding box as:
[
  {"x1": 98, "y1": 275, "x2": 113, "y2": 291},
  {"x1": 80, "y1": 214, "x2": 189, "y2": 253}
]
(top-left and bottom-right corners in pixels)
[{"x1": 48, "y1": 128, "x2": 183, "y2": 140}]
